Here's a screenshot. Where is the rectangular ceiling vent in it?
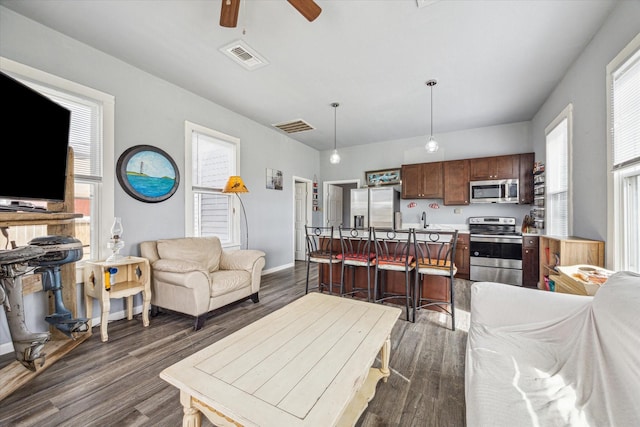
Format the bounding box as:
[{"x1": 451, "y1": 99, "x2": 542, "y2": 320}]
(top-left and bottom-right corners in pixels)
[
  {"x1": 219, "y1": 40, "x2": 269, "y2": 70},
  {"x1": 273, "y1": 119, "x2": 315, "y2": 134}
]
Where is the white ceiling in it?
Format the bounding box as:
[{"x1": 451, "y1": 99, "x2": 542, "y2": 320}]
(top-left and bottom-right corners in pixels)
[{"x1": 0, "y1": 0, "x2": 618, "y2": 151}]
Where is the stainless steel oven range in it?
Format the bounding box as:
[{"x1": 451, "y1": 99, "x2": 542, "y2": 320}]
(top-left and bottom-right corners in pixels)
[{"x1": 469, "y1": 216, "x2": 523, "y2": 286}]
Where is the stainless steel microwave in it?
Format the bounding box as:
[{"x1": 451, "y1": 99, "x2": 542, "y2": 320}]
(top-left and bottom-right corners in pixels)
[{"x1": 470, "y1": 179, "x2": 519, "y2": 203}]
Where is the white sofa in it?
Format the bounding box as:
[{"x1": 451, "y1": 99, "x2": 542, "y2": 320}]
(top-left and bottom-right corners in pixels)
[
  {"x1": 465, "y1": 271, "x2": 640, "y2": 426},
  {"x1": 140, "y1": 237, "x2": 266, "y2": 330}
]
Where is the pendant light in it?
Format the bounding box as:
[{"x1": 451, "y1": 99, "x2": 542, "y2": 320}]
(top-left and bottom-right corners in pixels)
[
  {"x1": 329, "y1": 102, "x2": 341, "y2": 164},
  {"x1": 425, "y1": 79, "x2": 439, "y2": 153}
]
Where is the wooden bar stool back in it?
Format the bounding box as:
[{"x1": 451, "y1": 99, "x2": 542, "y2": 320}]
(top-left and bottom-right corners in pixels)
[
  {"x1": 372, "y1": 228, "x2": 415, "y2": 321},
  {"x1": 411, "y1": 229, "x2": 458, "y2": 330},
  {"x1": 304, "y1": 226, "x2": 342, "y2": 295},
  {"x1": 337, "y1": 226, "x2": 375, "y2": 301}
]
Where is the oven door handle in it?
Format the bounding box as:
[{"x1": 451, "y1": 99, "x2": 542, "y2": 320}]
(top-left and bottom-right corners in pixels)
[{"x1": 470, "y1": 235, "x2": 523, "y2": 244}]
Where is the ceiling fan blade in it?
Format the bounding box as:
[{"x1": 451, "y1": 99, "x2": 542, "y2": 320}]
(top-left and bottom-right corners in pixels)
[
  {"x1": 287, "y1": 0, "x2": 322, "y2": 22},
  {"x1": 220, "y1": 0, "x2": 240, "y2": 28}
]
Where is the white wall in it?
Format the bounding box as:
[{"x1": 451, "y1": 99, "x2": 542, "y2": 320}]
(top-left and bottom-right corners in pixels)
[
  {"x1": 0, "y1": 7, "x2": 319, "y2": 352},
  {"x1": 0, "y1": 6, "x2": 320, "y2": 269},
  {"x1": 530, "y1": 1, "x2": 640, "y2": 246}
]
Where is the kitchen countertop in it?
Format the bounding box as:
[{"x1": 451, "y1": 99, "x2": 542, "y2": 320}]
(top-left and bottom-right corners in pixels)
[
  {"x1": 326, "y1": 224, "x2": 469, "y2": 238},
  {"x1": 401, "y1": 223, "x2": 470, "y2": 233}
]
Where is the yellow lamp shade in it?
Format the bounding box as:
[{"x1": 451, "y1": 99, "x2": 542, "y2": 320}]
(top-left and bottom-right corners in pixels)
[{"x1": 223, "y1": 176, "x2": 249, "y2": 193}]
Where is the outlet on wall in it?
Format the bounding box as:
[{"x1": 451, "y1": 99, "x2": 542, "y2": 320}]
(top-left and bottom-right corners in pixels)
[{"x1": 454, "y1": 208, "x2": 462, "y2": 214}]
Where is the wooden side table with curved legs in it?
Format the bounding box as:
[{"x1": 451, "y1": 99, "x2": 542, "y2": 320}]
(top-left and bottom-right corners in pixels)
[{"x1": 83, "y1": 256, "x2": 150, "y2": 342}]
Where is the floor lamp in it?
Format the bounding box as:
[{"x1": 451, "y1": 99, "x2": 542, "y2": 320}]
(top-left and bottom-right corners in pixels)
[{"x1": 223, "y1": 176, "x2": 249, "y2": 249}]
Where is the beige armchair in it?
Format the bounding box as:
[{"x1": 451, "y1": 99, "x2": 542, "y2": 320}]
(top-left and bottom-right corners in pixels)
[{"x1": 140, "y1": 237, "x2": 266, "y2": 330}]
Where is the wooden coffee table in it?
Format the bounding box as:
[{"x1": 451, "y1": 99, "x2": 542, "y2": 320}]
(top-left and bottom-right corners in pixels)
[{"x1": 160, "y1": 292, "x2": 401, "y2": 427}]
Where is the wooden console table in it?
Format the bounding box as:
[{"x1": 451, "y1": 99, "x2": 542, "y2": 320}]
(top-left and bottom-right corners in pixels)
[{"x1": 161, "y1": 293, "x2": 401, "y2": 427}]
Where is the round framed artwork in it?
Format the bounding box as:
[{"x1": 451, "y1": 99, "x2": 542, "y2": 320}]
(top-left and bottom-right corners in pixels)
[{"x1": 116, "y1": 145, "x2": 179, "y2": 203}]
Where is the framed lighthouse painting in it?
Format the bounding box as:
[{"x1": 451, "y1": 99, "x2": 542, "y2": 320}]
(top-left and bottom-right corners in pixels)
[{"x1": 116, "y1": 145, "x2": 179, "y2": 203}]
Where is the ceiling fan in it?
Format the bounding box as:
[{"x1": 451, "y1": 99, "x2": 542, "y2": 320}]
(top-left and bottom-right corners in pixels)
[{"x1": 220, "y1": 0, "x2": 322, "y2": 28}]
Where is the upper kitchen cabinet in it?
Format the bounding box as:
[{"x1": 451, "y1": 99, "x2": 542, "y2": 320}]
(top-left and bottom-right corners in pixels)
[
  {"x1": 470, "y1": 154, "x2": 519, "y2": 180},
  {"x1": 443, "y1": 159, "x2": 469, "y2": 205},
  {"x1": 401, "y1": 162, "x2": 443, "y2": 199},
  {"x1": 519, "y1": 153, "x2": 535, "y2": 204}
]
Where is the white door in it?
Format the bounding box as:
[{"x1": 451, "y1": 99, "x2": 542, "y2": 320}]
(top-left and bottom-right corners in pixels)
[
  {"x1": 295, "y1": 182, "x2": 307, "y2": 261},
  {"x1": 327, "y1": 184, "x2": 343, "y2": 228}
]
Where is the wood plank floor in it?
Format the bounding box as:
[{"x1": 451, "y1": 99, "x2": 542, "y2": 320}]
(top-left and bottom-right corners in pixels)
[{"x1": 0, "y1": 261, "x2": 470, "y2": 427}]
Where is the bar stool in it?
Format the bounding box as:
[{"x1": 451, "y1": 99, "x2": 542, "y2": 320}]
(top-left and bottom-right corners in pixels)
[
  {"x1": 411, "y1": 229, "x2": 458, "y2": 330},
  {"x1": 337, "y1": 226, "x2": 375, "y2": 301},
  {"x1": 372, "y1": 228, "x2": 415, "y2": 322},
  {"x1": 304, "y1": 225, "x2": 342, "y2": 295}
]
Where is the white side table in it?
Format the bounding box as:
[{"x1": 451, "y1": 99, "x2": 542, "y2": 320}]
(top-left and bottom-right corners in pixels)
[{"x1": 83, "y1": 256, "x2": 151, "y2": 342}]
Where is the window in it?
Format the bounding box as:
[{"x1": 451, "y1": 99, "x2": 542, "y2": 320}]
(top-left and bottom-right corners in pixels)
[
  {"x1": 1, "y1": 57, "x2": 115, "y2": 265},
  {"x1": 185, "y1": 121, "x2": 240, "y2": 247},
  {"x1": 545, "y1": 104, "x2": 573, "y2": 237},
  {"x1": 607, "y1": 34, "x2": 640, "y2": 272}
]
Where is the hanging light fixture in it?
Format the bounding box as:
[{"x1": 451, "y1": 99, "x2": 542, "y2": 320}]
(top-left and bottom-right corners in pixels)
[
  {"x1": 329, "y1": 102, "x2": 341, "y2": 164},
  {"x1": 425, "y1": 79, "x2": 439, "y2": 153}
]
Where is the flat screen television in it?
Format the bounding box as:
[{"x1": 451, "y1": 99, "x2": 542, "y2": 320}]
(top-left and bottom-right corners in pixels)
[{"x1": 0, "y1": 70, "x2": 71, "y2": 204}]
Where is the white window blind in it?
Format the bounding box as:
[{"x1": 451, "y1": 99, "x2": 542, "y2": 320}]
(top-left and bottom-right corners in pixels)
[
  {"x1": 192, "y1": 132, "x2": 232, "y2": 189},
  {"x1": 612, "y1": 48, "x2": 640, "y2": 169},
  {"x1": 546, "y1": 114, "x2": 570, "y2": 236},
  {"x1": 189, "y1": 127, "x2": 238, "y2": 243},
  {"x1": 26, "y1": 81, "x2": 102, "y2": 180},
  {"x1": 609, "y1": 37, "x2": 640, "y2": 272}
]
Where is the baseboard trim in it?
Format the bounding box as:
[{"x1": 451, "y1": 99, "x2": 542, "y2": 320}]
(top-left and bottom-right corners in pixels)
[{"x1": 262, "y1": 262, "x2": 295, "y2": 275}]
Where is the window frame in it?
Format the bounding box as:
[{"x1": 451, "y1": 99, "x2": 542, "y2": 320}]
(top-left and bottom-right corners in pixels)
[
  {"x1": 184, "y1": 120, "x2": 241, "y2": 248},
  {"x1": 606, "y1": 33, "x2": 640, "y2": 271},
  {"x1": 0, "y1": 57, "x2": 115, "y2": 270},
  {"x1": 545, "y1": 103, "x2": 573, "y2": 237}
]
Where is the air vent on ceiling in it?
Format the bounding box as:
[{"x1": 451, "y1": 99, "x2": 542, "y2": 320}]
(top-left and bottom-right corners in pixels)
[
  {"x1": 219, "y1": 40, "x2": 269, "y2": 70},
  {"x1": 273, "y1": 119, "x2": 315, "y2": 134}
]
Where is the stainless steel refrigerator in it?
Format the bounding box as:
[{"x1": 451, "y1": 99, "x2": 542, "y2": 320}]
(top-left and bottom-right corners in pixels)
[{"x1": 350, "y1": 187, "x2": 401, "y2": 229}]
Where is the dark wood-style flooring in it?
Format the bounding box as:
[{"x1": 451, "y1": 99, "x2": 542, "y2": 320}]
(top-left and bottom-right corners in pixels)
[{"x1": 0, "y1": 261, "x2": 470, "y2": 426}]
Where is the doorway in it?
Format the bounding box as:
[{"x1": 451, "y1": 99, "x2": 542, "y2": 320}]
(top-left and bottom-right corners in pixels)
[
  {"x1": 322, "y1": 179, "x2": 360, "y2": 228},
  {"x1": 293, "y1": 177, "x2": 312, "y2": 261}
]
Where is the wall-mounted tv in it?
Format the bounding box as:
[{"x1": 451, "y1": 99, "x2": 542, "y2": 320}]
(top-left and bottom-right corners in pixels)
[{"x1": 0, "y1": 70, "x2": 71, "y2": 204}]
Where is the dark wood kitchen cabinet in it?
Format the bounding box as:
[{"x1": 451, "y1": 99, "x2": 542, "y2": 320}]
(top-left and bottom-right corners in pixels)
[
  {"x1": 519, "y1": 152, "x2": 535, "y2": 204},
  {"x1": 455, "y1": 233, "x2": 470, "y2": 280},
  {"x1": 443, "y1": 159, "x2": 469, "y2": 205},
  {"x1": 401, "y1": 162, "x2": 443, "y2": 199},
  {"x1": 470, "y1": 154, "x2": 519, "y2": 180},
  {"x1": 522, "y1": 235, "x2": 539, "y2": 288}
]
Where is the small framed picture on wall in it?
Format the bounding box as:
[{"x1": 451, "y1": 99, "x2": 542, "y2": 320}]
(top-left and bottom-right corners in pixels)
[{"x1": 266, "y1": 168, "x2": 283, "y2": 190}]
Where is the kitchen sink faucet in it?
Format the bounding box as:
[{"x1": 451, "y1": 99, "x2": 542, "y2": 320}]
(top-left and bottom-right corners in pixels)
[{"x1": 421, "y1": 211, "x2": 428, "y2": 228}]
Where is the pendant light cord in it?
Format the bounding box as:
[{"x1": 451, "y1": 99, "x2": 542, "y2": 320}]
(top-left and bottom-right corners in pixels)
[
  {"x1": 430, "y1": 84, "x2": 434, "y2": 137},
  {"x1": 426, "y1": 79, "x2": 438, "y2": 138},
  {"x1": 329, "y1": 102, "x2": 341, "y2": 164},
  {"x1": 332, "y1": 102, "x2": 339, "y2": 150}
]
